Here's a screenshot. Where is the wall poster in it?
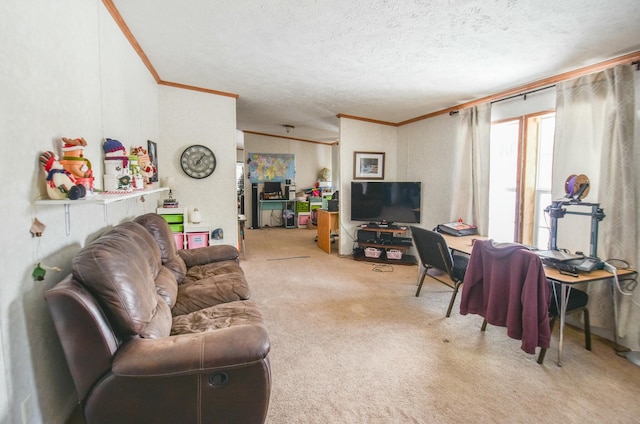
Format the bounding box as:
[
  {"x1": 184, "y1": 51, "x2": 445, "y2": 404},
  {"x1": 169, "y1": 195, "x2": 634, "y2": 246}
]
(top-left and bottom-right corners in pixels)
[{"x1": 247, "y1": 153, "x2": 295, "y2": 183}]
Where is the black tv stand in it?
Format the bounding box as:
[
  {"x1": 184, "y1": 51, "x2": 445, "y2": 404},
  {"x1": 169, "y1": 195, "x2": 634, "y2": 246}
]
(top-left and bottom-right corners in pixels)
[{"x1": 353, "y1": 225, "x2": 416, "y2": 265}]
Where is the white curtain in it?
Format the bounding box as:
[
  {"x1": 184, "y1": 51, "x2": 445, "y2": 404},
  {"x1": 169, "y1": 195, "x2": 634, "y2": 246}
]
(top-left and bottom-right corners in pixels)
[
  {"x1": 554, "y1": 64, "x2": 638, "y2": 349},
  {"x1": 450, "y1": 103, "x2": 492, "y2": 235}
]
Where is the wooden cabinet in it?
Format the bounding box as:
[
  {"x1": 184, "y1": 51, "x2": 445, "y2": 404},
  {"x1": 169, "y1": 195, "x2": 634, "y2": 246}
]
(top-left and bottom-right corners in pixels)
[
  {"x1": 353, "y1": 225, "x2": 416, "y2": 265},
  {"x1": 317, "y1": 210, "x2": 339, "y2": 253}
]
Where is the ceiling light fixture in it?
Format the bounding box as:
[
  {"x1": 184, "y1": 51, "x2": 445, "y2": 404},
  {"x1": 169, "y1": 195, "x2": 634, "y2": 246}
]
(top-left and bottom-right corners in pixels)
[{"x1": 283, "y1": 124, "x2": 295, "y2": 133}]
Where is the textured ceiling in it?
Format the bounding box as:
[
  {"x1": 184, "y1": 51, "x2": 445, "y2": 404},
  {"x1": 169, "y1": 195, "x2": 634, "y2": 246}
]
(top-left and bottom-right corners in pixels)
[{"x1": 112, "y1": 0, "x2": 640, "y2": 143}]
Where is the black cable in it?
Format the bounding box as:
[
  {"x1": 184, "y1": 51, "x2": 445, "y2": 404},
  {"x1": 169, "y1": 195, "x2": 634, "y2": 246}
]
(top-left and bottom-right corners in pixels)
[{"x1": 372, "y1": 264, "x2": 394, "y2": 272}]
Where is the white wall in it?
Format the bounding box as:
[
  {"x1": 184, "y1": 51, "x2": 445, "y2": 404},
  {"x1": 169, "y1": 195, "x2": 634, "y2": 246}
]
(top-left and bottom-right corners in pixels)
[
  {"x1": 0, "y1": 1, "x2": 239, "y2": 423},
  {"x1": 158, "y1": 86, "x2": 238, "y2": 248},
  {"x1": 243, "y1": 133, "x2": 333, "y2": 229},
  {"x1": 338, "y1": 118, "x2": 398, "y2": 255},
  {"x1": 398, "y1": 114, "x2": 459, "y2": 230},
  {"x1": 0, "y1": 1, "x2": 162, "y2": 423}
]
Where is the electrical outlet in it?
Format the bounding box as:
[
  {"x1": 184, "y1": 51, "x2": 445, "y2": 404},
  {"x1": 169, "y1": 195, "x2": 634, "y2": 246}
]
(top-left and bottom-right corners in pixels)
[{"x1": 21, "y1": 394, "x2": 33, "y2": 424}]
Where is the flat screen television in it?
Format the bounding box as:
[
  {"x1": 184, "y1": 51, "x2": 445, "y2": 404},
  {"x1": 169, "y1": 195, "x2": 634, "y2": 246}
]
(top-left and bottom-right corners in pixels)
[{"x1": 350, "y1": 181, "x2": 421, "y2": 224}]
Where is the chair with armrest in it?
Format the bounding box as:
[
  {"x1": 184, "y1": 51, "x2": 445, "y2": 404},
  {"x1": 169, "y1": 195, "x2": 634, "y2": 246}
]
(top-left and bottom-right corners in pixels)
[{"x1": 410, "y1": 226, "x2": 469, "y2": 317}]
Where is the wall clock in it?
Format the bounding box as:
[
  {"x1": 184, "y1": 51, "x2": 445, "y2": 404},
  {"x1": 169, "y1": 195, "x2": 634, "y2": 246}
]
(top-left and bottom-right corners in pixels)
[{"x1": 180, "y1": 145, "x2": 217, "y2": 179}]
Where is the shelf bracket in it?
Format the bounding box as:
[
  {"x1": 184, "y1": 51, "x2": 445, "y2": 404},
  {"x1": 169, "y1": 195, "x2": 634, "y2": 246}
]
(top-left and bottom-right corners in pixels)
[
  {"x1": 103, "y1": 204, "x2": 109, "y2": 223},
  {"x1": 64, "y1": 204, "x2": 71, "y2": 237}
]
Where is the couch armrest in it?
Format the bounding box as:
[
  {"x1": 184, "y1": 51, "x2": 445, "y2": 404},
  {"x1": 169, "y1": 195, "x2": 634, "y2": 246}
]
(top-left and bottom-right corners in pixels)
[
  {"x1": 178, "y1": 245, "x2": 239, "y2": 268},
  {"x1": 113, "y1": 324, "x2": 269, "y2": 376}
]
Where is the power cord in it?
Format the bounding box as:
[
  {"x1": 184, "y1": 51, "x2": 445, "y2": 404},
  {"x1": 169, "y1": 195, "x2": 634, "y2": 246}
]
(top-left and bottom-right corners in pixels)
[
  {"x1": 372, "y1": 264, "x2": 394, "y2": 272},
  {"x1": 604, "y1": 260, "x2": 640, "y2": 308}
]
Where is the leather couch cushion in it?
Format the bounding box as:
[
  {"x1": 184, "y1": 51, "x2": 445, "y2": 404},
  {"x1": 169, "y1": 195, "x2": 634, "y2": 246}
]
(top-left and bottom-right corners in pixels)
[
  {"x1": 172, "y1": 261, "x2": 251, "y2": 316},
  {"x1": 155, "y1": 266, "x2": 179, "y2": 308},
  {"x1": 135, "y1": 213, "x2": 187, "y2": 283},
  {"x1": 140, "y1": 295, "x2": 173, "y2": 338},
  {"x1": 72, "y1": 222, "x2": 161, "y2": 337},
  {"x1": 171, "y1": 300, "x2": 263, "y2": 335}
]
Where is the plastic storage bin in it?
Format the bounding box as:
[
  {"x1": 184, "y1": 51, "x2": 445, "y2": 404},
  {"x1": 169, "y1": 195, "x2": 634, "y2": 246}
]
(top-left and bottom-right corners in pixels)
[
  {"x1": 386, "y1": 249, "x2": 403, "y2": 260},
  {"x1": 186, "y1": 232, "x2": 209, "y2": 249},
  {"x1": 173, "y1": 233, "x2": 184, "y2": 250},
  {"x1": 298, "y1": 214, "x2": 310, "y2": 226},
  {"x1": 364, "y1": 247, "x2": 382, "y2": 258},
  {"x1": 169, "y1": 224, "x2": 184, "y2": 232},
  {"x1": 162, "y1": 214, "x2": 184, "y2": 223}
]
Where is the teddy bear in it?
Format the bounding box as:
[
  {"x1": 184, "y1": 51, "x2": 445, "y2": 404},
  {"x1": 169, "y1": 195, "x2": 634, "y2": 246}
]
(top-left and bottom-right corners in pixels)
[{"x1": 39, "y1": 151, "x2": 86, "y2": 200}]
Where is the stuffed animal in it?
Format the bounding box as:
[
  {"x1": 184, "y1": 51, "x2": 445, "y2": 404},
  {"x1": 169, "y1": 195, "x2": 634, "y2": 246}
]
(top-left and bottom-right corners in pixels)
[
  {"x1": 131, "y1": 146, "x2": 156, "y2": 186},
  {"x1": 39, "y1": 151, "x2": 86, "y2": 200},
  {"x1": 59, "y1": 137, "x2": 93, "y2": 179}
]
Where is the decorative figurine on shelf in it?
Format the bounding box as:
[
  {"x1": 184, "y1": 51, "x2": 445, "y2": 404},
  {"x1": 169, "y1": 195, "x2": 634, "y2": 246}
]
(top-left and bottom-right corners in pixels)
[
  {"x1": 311, "y1": 182, "x2": 321, "y2": 198},
  {"x1": 59, "y1": 137, "x2": 94, "y2": 194},
  {"x1": 118, "y1": 174, "x2": 132, "y2": 191},
  {"x1": 103, "y1": 138, "x2": 130, "y2": 192},
  {"x1": 39, "y1": 151, "x2": 86, "y2": 200},
  {"x1": 131, "y1": 146, "x2": 156, "y2": 187},
  {"x1": 127, "y1": 150, "x2": 145, "y2": 190}
]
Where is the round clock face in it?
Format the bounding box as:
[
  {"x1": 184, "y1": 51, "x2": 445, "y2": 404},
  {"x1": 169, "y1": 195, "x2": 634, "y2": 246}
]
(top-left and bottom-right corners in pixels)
[{"x1": 180, "y1": 145, "x2": 217, "y2": 179}]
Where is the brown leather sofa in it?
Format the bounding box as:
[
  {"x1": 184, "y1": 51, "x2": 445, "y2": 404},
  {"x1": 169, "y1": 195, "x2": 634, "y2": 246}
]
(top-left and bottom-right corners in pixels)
[{"x1": 45, "y1": 213, "x2": 271, "y2": 424}]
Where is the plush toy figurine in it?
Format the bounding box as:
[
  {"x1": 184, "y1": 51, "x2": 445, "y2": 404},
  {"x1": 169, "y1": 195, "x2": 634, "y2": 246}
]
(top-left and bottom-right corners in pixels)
[
  {"x1": 131, "y1": 146, "x2": 156, "y2": 186},
  {"x1": 39, "y1": 151, "x2": 86, "y2": 200},
  {"x1": 59, "y1": 137, "x2": 93, "y2": 179}
]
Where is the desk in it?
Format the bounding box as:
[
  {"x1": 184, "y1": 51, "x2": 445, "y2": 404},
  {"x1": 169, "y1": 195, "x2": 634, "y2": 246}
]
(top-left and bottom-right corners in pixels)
[
  {"x1": 545, "y1": 266, "x2": 636, "y2": 366},
  {"x1": 442, "y1": 234, "x2": 637, "y2": 365},
  {"x1": 317, "y1": 209, "x2": 339, "y2": 254},
  {"x1": 442, "y1": 234, "x2": 488, "y2": 255},
  {"x1": 258, "y1": 199, "x2": 296, "y2": 228}
]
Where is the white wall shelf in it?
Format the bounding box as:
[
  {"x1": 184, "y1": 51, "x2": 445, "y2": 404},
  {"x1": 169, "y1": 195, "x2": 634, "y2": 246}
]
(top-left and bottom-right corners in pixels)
[{"x1": 35, "y1": 186, "x2": 169, "y2": 236}]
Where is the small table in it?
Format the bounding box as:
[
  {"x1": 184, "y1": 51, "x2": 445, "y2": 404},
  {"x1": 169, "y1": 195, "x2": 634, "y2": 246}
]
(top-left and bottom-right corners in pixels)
[
  {"x1": 258, "y1": 199, "x2": 296, "y2": 228},
  {"x1": 317, "y1": 210, "x2": 339, "y2": 254}
]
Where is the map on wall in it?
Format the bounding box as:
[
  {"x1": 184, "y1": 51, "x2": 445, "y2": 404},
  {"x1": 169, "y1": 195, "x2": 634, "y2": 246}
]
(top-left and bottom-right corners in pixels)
[{"x1": 248, "y1": 153, "x2": 295, "y2": 183}]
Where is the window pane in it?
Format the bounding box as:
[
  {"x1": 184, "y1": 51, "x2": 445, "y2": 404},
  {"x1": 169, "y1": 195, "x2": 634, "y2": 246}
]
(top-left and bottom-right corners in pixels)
[
  {"x1": 533, "y1": 114, "x2": 555, "y2": 249},
  {"x1": 488, "y1": 120, "x2": 519, "y2": 242}
]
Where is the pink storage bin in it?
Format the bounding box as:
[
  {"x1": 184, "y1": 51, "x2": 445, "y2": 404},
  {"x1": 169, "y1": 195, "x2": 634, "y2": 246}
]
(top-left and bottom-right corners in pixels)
[
  {"x1": 298, "y1": 215, "x2": 310, "y2": 226},
  {"x1": 186, "y1": 232, "x2": 209, "y2": 249},
  {"x1": 173, "y1": 233, "x2": 184, "y2": 250}
]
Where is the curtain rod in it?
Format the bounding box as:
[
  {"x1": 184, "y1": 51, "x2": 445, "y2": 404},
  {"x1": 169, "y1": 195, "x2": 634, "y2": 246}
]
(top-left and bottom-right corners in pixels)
[
  {"x1": 490, "y1": 85, "x2": 556, "y2": 104},
  {"x1": 490, "y1": 61, "x2": 640, "y2": 107},
  {"x1": 449, "y1": 85, "x2": 556, "y2": 115}
]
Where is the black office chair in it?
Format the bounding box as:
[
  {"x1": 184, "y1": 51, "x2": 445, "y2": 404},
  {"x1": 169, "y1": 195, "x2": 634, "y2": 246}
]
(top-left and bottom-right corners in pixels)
[
  {"x1": 410, "y1": 226, "x2": 469, "y2": 317},
  {"x1": 536, "y1": 283, "x2": 591, "y2": 364}
]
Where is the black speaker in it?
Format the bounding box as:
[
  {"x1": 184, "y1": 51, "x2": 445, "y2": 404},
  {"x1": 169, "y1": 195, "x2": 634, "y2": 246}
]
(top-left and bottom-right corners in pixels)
[
  {"x1": 357, "y1": 230, "x2": 372, "y2": 242},
  {"x1": 251, "y1": 183, "x2": 258, "y2": 228}
]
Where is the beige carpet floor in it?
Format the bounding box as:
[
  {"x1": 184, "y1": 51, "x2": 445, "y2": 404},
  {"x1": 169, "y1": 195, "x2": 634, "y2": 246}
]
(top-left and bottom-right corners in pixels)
[{"x1": 241, "y1": 227, "x2": 640, "y2": 424}]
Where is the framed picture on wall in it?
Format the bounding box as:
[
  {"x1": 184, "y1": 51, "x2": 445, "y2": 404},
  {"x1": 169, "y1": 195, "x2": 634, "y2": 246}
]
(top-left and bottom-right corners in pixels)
[
  {"x1": 147, "y1": 140, "x2": 158, "y2": 182},
  {"x1": 353, "y1": 151, "x2": 385, "y2": 180}
]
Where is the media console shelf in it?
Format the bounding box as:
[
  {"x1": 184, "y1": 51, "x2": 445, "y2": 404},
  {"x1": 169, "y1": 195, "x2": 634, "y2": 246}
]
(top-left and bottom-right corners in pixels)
[{"x1": 353, "y1": 225, "x2": 416, "y2": 265}]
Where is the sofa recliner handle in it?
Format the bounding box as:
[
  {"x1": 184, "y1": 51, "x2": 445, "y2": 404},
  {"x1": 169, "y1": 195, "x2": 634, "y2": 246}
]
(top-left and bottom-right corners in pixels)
[{"x1": 209, "y1": 372, "x2": 229, "y2": 387}]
